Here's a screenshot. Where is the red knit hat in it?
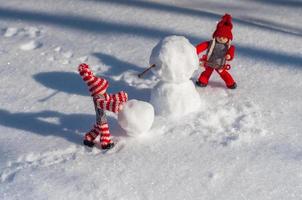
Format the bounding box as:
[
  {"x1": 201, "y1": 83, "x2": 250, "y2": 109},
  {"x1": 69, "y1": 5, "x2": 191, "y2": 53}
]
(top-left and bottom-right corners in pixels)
[
  {"x1": 78, "y1": 63, "x2": 109, "y2": 96},
  {"x1": 213, "y1": 13, "x2": 233, "y2": 40}
]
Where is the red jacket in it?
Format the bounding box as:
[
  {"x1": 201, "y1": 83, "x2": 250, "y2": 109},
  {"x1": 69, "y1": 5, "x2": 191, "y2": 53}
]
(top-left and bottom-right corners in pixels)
[{"x1": 196, "y1": 41, "x2": 235, "y2": 62}]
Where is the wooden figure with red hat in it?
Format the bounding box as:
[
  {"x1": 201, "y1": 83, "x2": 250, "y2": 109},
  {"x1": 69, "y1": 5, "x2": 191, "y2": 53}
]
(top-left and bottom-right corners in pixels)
[
  {"x1": 196, "y1": 13, "x2": 237, "y2": 89},
  {"x1": 78, "y1": 63, "x2": 128, "y2": 150}
]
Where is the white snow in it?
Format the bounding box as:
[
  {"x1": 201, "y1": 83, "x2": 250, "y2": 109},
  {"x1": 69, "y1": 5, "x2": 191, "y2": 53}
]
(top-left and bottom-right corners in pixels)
[
  {"x1": 118, "y1": 100, "x2": 154, "y2": 136},
  {"x1": 150, "y1": 35, "x2": 199, "y2": 82},
  {"x1": 150, "y1": 81, "x2": 203, "y2": 118},
  {"x1": 3, "y1": 27, "x2": 19, "y2": 37},
  {"x1": 54, "y1": 46, "x2": 61, "y2": 52},
  {"x1": 25, "y1": 27, "x2": 41, "y2": 38},
  {"x1": 0, "y1": 0, "x2": 302, "y2": 199},
  {"x1": 77, "y1": 56, "x2": 88, "y2": 63},
  {"x1": 62, "y1": 51, "x2": 73, "y2": 59},
  {"x1": 19, "y1": 40, "x2": 42, "y2": 51}
]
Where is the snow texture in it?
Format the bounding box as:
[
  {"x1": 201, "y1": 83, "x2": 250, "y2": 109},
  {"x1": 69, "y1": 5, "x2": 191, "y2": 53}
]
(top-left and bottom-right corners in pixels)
[
  {"x1": 150, "y1": 81, "x2": 203, "y2": 118},
  {"x1": 19, "y1": 40, "x2": 42, "y2": 51},
  {"x1": 149, "y1": 35, "x2": 199, "y2": 83},
  {"x1": 4, "y1": 27, "x2": 19, "y2": 37},
  {"x1": 0, "y1": 0, "x2": 302, "y2": 199},
  {"x1": 118, "y1": 100, "x2": 154, "y2": 136}
]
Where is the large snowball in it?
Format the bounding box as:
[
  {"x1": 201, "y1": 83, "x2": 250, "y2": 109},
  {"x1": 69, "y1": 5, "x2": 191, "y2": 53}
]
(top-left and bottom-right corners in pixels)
[
  {"x1": 118, "y1": 100, "x2": 155, "y2": 136},
  {"x1": 149, "y1": 35, "x2": 199, "y2": 83},
  {"x1": 150, "y1": 81, "x2": 204, "y2": 118}
]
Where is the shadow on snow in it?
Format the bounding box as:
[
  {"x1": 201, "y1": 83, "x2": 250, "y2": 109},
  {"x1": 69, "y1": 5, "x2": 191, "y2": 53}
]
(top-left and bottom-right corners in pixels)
[
  {"x1": 90, "y1": 0, "x2": 302, "y2": 37},
  {"x1": 0, "y1": 109, "x2": 126, "y2": 145},
  {"x1": 0, "y1": 6, "x2": 301, "y2": 67}
]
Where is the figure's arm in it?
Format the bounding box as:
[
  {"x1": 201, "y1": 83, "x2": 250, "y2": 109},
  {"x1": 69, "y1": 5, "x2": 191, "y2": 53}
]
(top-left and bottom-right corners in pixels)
[
  {"x1": 109, "y1": 91, "x2": 128, "y2": 103},
  {"x1": 95, "y1": 91, "x2": 128, "y2": 113},
  {"x1": 226, "y1": 45, "x2": 235, "y2": 61},
  {"x1": 196, "y1": 41, "x2": 210, "y2": 55}
]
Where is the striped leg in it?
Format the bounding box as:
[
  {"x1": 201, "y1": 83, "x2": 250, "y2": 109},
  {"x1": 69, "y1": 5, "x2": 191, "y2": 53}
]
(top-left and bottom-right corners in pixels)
[
  {"x1": 83, "y1": 126, "x2": 100, "y2": 147},
  {"x1": 98, "y1": 122, "x2": 114, "y2": 149}
]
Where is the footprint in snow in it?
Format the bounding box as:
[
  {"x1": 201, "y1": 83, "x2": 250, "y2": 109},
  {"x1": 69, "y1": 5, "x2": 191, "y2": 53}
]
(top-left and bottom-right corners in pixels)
[
  {"x1": 48, "y1": 46, "x2": 76, "y2": 64},
  {"x1": 0, "y1": 145, "x2": 94, "y2": 183},
  {"x1": 61, "y1": 51, "x2": 73, "y2": 64},
  {"x1": 19, "y1": 40, "x2": 43, "y2": 51},
  {"x1": 48, "y1": 45, "x2": 88, "y2": 64},
  {"x1": 3, "y1": 26, "x2": 41, "y2": 38},
  {"x1": 3, "y1": 27, "x2": 19, "y2": 37},
  {"x1": 24, "y1": 27, "x2": 41, "y2": 38},
  {"x1": 62, "y1": 51, "x2": 73, "y2": 59},
  {"x1": 54, "y1": 46, "x2": 62, "y2": 52},
  {"x1": 77, "y1": 56, "x2": 88, "y2": 63}
]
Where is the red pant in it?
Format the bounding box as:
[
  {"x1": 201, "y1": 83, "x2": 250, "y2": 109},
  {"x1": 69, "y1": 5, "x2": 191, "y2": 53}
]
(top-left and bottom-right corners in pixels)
[{"x1": 198, "y1": 66, "x2": 235, "y2": 87}]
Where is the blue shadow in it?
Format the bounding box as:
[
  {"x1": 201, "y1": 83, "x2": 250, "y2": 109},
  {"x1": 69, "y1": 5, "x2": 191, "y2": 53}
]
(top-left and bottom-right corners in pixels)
[
  {"x1": 92, "y1": 53, "x2": 151, "y2": 101},
  {"x1": 33, "y1": 69, "x2": 150, "y2": 101},
  {"x1": 91, "y1": 0, "x2": 302, "y2": 37},
  {"x1": 0, "y1": 109, "x2": 94, "y2": 144},
  {"x1": 0, "y1": 6, "x2": 301, "y2": 68},
  {"x1": 33, "y1": 71, "x2": 89, "y2": 96},
  {"x1": 252, "y1": 0, "x2": 302, "y2": 7},
  {"x1": 0, "y1": 7, "x2": 186, "y2": 40},
  {"x1": 93, "y1": 52, "x2": 142, "y2": 76},
  {"x1": 0, "y1": 109, "x2": 127, "y2": 143}
]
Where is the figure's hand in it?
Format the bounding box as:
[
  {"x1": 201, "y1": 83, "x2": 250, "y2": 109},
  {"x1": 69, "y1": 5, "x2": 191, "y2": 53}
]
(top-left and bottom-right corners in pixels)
[
  {"x1": 201, "y1": 55, "x2": 207, "y2": 61},
  {"x1": 225, "y1": 54, "x2": 231, "y2": 60},
  {"x1": 199, "y1": 55, "x2": 207, "y2": 68},
  {"x1": 119, "y1": 91, "x2": 128, "y2": 102}
]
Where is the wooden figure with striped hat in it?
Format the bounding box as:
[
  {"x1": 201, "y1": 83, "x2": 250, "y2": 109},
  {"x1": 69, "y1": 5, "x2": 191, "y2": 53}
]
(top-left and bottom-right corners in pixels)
[
  {"x1": 196, "y1": 13, "x2": 237, "y2": 89},
  {"x1": 78, "y1": 63, "x2": 128, "y2": 150}
]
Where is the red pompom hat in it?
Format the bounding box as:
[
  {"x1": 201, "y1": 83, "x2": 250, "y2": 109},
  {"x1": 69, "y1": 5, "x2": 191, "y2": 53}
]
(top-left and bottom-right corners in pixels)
[
  {"x1": 212, "y1": 13, "x2": 233, "y2": 40},
  {"x1": 78, "y1": 63, "x2": 109, "y2": 96}
]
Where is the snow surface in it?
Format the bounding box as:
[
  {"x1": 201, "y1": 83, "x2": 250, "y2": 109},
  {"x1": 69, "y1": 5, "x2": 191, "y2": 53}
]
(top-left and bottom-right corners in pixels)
[
  {"x1": 118, "y1": 99, "x2": 154, "y2": 136},
  {"x1": 0, "y1": 0, "x2": 302, "y2": 200},
  {"x1": 19, "y1": 40, "x2": 42, "y2": 51}
]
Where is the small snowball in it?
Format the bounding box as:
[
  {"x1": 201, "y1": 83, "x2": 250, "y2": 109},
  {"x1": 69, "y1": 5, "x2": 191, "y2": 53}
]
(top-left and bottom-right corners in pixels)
[
  {"x1": 149, "y1": 35, "x2": 199, "y2": 83},
  {"x1": 118, "y1": 100, "x2": 154, "y2": 136}
]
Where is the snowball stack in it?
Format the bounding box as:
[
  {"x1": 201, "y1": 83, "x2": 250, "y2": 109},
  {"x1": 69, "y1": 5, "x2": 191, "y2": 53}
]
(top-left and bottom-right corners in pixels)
[
  {"x1": 118, "y1": 100, "x2": 155, "y2": 137},
  {"x1": 149, "y1": 36, "x2": 205, "y2": 118}
]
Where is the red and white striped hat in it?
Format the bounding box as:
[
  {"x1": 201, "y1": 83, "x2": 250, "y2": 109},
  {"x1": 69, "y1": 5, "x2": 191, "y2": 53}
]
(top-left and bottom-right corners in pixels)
[{"x1": 78, "y1": 63, "x2": 109, "y2": 96}]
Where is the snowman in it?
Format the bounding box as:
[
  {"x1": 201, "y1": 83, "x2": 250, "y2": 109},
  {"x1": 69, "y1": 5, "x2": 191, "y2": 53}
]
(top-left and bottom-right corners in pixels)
[
  {"x1": 118, "y1": 36, "x2": 204, "y2": 137},
  {"x1": 149, "y1": 35, "x2": 205, "y2": 118}
]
